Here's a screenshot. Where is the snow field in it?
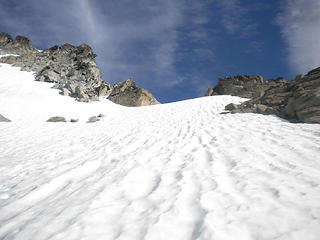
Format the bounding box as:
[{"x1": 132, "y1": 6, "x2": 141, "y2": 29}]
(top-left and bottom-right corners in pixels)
[{"x1": 0, "y1": 63, "x2": 320, "y2": 240}]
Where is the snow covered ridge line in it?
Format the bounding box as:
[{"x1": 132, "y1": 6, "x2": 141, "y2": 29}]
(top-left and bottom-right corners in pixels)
[{"x1": 0, "y1": 32, "x2": 159, "y2": 107}]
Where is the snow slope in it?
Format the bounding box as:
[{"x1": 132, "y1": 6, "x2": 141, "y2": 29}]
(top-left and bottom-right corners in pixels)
[{"x1": 0, "y1": 63, "x2": 320, "y2": 240}]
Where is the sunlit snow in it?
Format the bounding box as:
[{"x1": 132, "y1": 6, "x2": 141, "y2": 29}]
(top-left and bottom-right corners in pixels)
[{"x1": 0, "y1": 63, "x2": 320, "y2": 240}]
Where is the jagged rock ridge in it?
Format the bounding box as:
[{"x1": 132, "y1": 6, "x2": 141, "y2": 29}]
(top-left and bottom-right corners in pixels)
[
  {"x1": 0, "y1": 33, "x2": 37, "y2": 54},
  {"x1": 205, "y1": 70, "x2": 320, "y2": 124},
  {"x1": 205, "y1": 75, "x2": 287, "y2": 99},
  {"x1": 0, "y1": 33, "x2": 111, "y2": 102},
  {"x1": 0, "y1": 33, "x2": 159, "y2": 106}
]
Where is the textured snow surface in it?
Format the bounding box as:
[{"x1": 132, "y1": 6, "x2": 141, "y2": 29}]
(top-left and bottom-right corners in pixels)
[
  {"x1": 0, "y1": 63, "x2": 320, "y2": 240},
  {"x1": 0, "y1": 54, "x2": 20, "y2": 58}
]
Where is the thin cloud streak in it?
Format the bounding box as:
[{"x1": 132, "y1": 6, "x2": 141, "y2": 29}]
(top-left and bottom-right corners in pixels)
[
  {"x1": 0, "y1": 0, "x2": 218, "y2": 101},
  {"x1": 216, "y1": 0, "x2": 258, "y2": 37},
  {"x1": 0, "y1": 0, "x2": 209, "y2": 88},
  {"x1": 277, "y1": 0, "x2": 320, "y2": 74}
]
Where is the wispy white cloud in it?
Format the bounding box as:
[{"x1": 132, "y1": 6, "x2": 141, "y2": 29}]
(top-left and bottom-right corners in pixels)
[
  {"x1": 277, "y1": 0, "x2": 320, "y2": 74},
  {"x1": 193, "y1": 48, "x2": 215, "y2": 61},
  {"x1": 215, "y1": 0, "x2": 265, "y2": 37},
  {"x1": 0, "y1": 0, "x2": 214, "y2": 89},
  {"x1": 217, "y1": 0, "x2": 246, "y2": 34}
]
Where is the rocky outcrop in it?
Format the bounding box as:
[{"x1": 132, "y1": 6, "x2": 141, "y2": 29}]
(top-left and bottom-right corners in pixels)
[
  {"x1": 87, "y1": 114, "x2": 105, "y2": 123},
  {"x1": 206, "y1": 68, "x2": 320, "y2": 124},
  {"x1": 0, "y1": 33, "x2": 37, "y2": 55},
  {"x1": 0, "y1": 33, "x2": 111, "y2": 102},
  {"x1": 108, "y1": 78, "x2": 160, "y2": 107},
  {"x1": 204, "y1": 75, "x2": 287, "y2": 99},
  {"x1": 0, "y1": 114, "x2": 11, "y2": 122},
  {"x1": 0, "y1": 33, "x2": 159, "y2": 106},
  {"x1": 87, "y1": 116, "x2": 100, "y2": 123}
]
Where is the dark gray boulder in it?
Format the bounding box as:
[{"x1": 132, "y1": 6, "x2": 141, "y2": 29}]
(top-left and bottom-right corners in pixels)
[
  {"x1": 46, "y1": 116, "x2": 67, "y2": 122},
  {"x1": 225, "y1": 103, "x2": 238, "y2": 111},
  {"x1": 108, "y1": 78, "x2": 160, "y2": 107},
  {"x1": 0, "y1": 114, "x2": 11, "y2": 122},
  {"x1": 87, "y1": 116, "x2": 100, "y2": 123}
]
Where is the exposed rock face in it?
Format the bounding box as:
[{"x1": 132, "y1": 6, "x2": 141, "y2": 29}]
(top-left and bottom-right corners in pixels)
[
  {"x1": 0, "y1": 33, "x2": 159, "y2": 106},
  {"x1": 206, "y1": 68, "x2": 320, "y2": 123},
  {"x1": 0, "y1": 33, "x2": 37, "y2": 54},
  {"x1": 0, "y1": 114, "x2": 11, "y2": 122},
  {"x1": 287, "y1": 69, "x2": 320, "y2": 123},
  {"x1": 204, "y1": 75, "x2": 287, "y2": 98},
  {"x1": 108, "y1": 78, "x2": 160, "y2": 107},
  {"x1": 0, "y1": 33, "x2": 111, "y2": 102}
]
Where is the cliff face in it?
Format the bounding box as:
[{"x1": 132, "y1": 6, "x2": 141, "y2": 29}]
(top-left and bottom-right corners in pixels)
[
  {"x1": 0, "y1": 33, "x2": 159, "y2": 105},
  {"x1": 206, "y1": 70, "x2": 320, "y2": 124}
]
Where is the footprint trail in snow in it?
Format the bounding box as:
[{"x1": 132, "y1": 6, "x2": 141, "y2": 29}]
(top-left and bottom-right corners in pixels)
[{"x1": 1, "y1": 63, "x2": 320, "y2": 240}]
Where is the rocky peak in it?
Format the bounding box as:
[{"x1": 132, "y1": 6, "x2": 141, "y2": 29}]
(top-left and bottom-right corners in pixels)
[
  {"x1": 0, "y1": 33, "x2": 159, "y2": 106},
  {"x1": 0, "y1": 33, "x2": 13, "y2": 44},
  {"x1": 0, "y1": 33, "x2": 37, "y2": 54},
  {"x1": 0, "y1": 33, "x2": 111, "y2": 102},
  {"x1": 205, "y1": 75, "x2": 267, "y2": 98},
  {"x1": 123, "y1": 78, "x2": 135, "y2": 86},
  {"x1": 78, "y1": 44, "x2": 96, "y2": 57},
  {"x1": 119, "y1": 78, "x2": 136, "y2": 91},
  {"x1": 15, "y1": 36, "x2": 31, "y2": 45},
  {"x1": 108, "y1": 78, "x2": 160, "y2": 107}
]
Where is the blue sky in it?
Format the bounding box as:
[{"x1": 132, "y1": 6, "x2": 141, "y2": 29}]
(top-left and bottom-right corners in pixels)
[{"x1": 1, "y1": 0, "x2": 320, "y2": 103}]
